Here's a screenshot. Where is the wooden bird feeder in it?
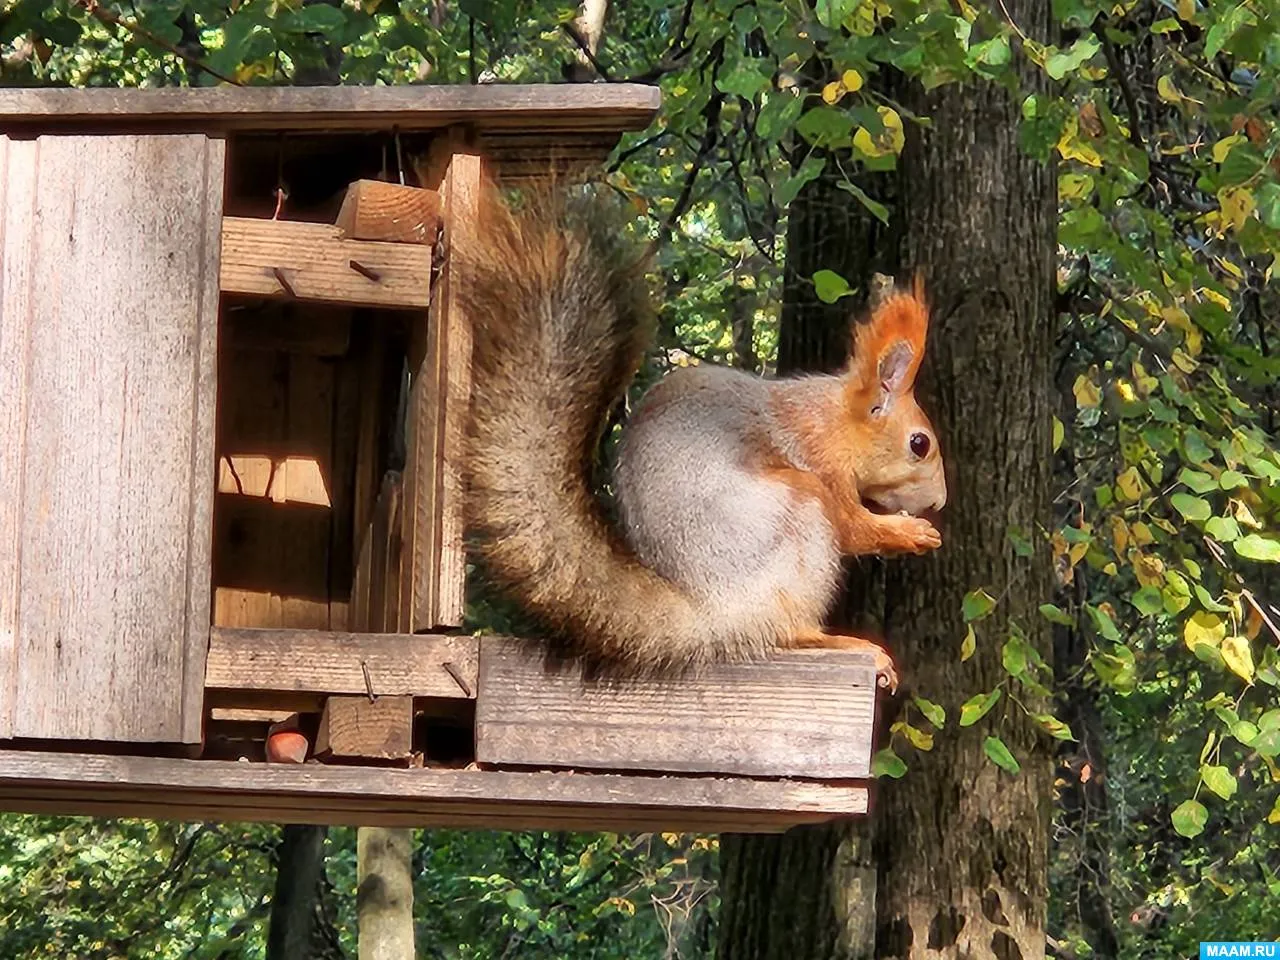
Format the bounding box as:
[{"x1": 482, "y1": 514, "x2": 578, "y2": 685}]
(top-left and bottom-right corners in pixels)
[{"x1": 0, "y1": 84, "x2": 880, "y2": 833}]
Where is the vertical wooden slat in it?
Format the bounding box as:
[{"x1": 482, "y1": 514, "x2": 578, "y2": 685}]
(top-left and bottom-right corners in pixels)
[
  {"x1": 0, "y1": 136, "x2": 39, "y2": 740},
  {"x1": 1, "y1": 133, "x2": 223, "y2": 744},
  {"x1": 401, "y1": 128, "x2": 484, "y2": 632}
]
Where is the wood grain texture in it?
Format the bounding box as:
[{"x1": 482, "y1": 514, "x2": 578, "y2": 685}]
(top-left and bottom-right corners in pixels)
[
  {"x1": 220, "y1": 217, "x2": 433, "y2": 310},
  {"x1": 0, "y1": 84, "x2": 661, "y2": 135},
  {"x1": 0, "y1": 134, "x2": 223, "y2": 744},
  {"x1": 0, "y1": 749, "x2": 867, "y2": 833},
  {"x1": 400, "y1": 130, "x2": 483, "y2": 632},
  {"x1": 336, "y1": 180, "x2": 439, "y2": 245},
  {"x1": 475, "y1": 640, "x2": 879, "y2": 779},
  {"x1": 205, "y1": 626, "x2": 478, "y2": 700},
  {"x1": 316, "y1": 695, "x2": 414, "y2": 762}
]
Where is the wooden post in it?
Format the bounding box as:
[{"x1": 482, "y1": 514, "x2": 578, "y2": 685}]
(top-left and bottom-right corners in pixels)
[
  {"x1": 399, "y1": 127, "x2": 486, "y2": 633},
  {"x1": 315, "y1": 695, "x2": 414, "y2": 765},
  {"x1": 357, "y1": 827, "x2": 416, "y2": 960}
]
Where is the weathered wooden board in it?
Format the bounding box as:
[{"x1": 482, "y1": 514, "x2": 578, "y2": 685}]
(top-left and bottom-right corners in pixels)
[
  {"x1": 205, "y1": 627, "x2": 478, "y2": 701},
  {"x1": 316, "y1": 695, "x2": 414, "y2": 763},
  {"x1": 475, "y1": 641, "x2": 879, "y2": 779},
  {"x1": 0, "y1": 84, "x2": 661, "y2": 135},
  {"x1": 0, "y1": 133, "x2": 222, "y2": 744},
  {"x1": 220, "y1": 217, "x2": 433, "y2": 310},
  {"x1": 336, "y1": 180, "x2": 439, "y2": 245},
  {"x1": 0, "y1": 750, "x2": 867, "y2": 833},
  {"x1": 399, "y1": 130, "x2": 483, "y2": 632}
]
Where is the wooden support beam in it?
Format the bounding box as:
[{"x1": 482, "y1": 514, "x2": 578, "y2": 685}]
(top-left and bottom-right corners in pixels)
[
  {"x1": 336, "y1": 180, "x2": 439, "y2": 245},
  {"x1": 204, "y1": 627, "x2": 478, "y2": 701},
  {"x1": 475, "y1": 640, "x2": 879, "y2": 780},
  {"x1": 316, "y1": 695, "x2": 414, "y2": 765},
  {"x1": 0, "y1": 749, "x2": 868, "y2": 833},
  {"x1": 219, "y1": 217, "x2": 432, "y2": 310}
]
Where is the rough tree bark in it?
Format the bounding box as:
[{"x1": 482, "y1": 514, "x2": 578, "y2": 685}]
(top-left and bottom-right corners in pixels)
[
  {"x1": 873, "y1": 0, "x2": 1057, "y2": 954},
  {"x1": 718, "y1": 1, "x2": 1056, "y2": 956},
  {"x1": 266, "y1": 825, "x2": 328, "y2": 960},
  {"x1": 357, "y1": 826, "x2": 416, "y2": 960}
]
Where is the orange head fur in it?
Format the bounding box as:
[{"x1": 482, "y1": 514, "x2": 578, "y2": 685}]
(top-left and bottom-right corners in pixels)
[{"x1": 842, "y1": 273, "x2": 947, "y2": 516}]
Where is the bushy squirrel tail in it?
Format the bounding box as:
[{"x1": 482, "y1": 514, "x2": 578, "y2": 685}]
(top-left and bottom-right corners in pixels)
[{"x1": 458, "y1": 182, "x2": 732, "y2": 673}]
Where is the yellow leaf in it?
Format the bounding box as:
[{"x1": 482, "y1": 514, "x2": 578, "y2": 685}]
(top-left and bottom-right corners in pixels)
[
  {"x1": 1116, "y1": 466, "x2": 1145, "y2": 502},
  {"x1": 1130, "y1": 521, "x2": 1154, "y2": 546},
  {"x1": 1110, "y1": 515, "x2": 1129, "y2": 554},
  {"x1": 1052, "y1": 416, "x2": 1064, "y2": 453},
  {"x1": 1221, "y1": 635, "x2": 1255, "y2": 682},
  {"x1": 1133, "y1": 552, "x2": 1164, "y2": 587},
  {"x1": 961, "y1": 623, "x2": 976, "y2": 662},
  {"x1": 1069, "y1": 541, "x2": 1089, "y2": 566},
  {"x1": 1103, "y1": 562, "x2": 1118, "y2": 576},
  {"x1": 1178, "y1": 0, "x2": 1194, "y2": 18},
  {"x1": 822, "y1": 81, "x2": 843, "y2": 105},
  {"x1": 1172, "y1": 348, "x2": 1198, "y2": 373},
  {"x1": 1184, "y1": 324, "x2": 1203, "y2": 356},
  {"x1": 1212, "y1": 133, "x2": 1245, "y2": 164},
  {"x1": 1234, "y1": 499, "x2": 1262, "y2": 529},
  {"x1": 1218, "y1": 257, "x2": 1244, "y2": 280},
  {"x1": 1184, "y1": 611, "x2": 1227, "y2": 655},
  {"x1": 1161, "y1": 306, "x2": 1191, "y2": 331},
  {"x1": 1200, "y1": 287, "x2": 1232, "y2": 310},
  {"x1": 841, "y1": 69, "x2": 864, "y2": 93},
  {"x1": 1073, "y1": 373, "x2": 1102, "y2": 408},
  {"x1": 853, "y1": 106, "x2": 905, "y2": 158},
  {"x1": 1157, "y1": 75, "x2": 1183, "y2": 104},
  {"x1": 1218, "y1": 186, "x2": 1255, "y2": 231}
]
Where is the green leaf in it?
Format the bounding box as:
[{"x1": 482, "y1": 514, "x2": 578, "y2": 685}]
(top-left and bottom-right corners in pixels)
[
  {"x1": 871, "y1": 747, "x2": 907, "y2": 778},
  {"x1": 1033, "y1": 713, "x2": 1075, "y2": 741},
  {"x1": 755, "y1": 93, "x2": 805, "y2": 143},
  {"x1": 716, "y1": 64, "x2": 771, "y2": 99},
  {"x1": 1092, "y1": 645, "x2": 1137, "y2": 693},
  {"x1": 1235, "y1": 534, "x2": 1280, "y2": 562},
  {"x1": 1255, "y1": 728, "x2": 1280, "y2": 758},
  {"x1": 775, "y1": 154, "x2": 825, "y2": 207},
  {"x1": 1232, "y1": 721, "x2": 1259, "y2": 746},
  {"x1": 1131, "y1": 585, "x2": 1165, "y2": 616},
  {"x1": 834, "y1": 180, "x2": 890, "y2": 224},
  {"x1": 1171, "y1": 799, "x2": 1208, "y2": 838},
  {"x1": 1171, "y1": 493, "x2": 1212, "y2": 521},
  {"x1": 1086, "y1": 604, "x2": 1121, "y2": 642},
  {"x1": 1150, "y1": 17, "x2": 1180, "y2": 33},
  {"x1": 1260, "y1": 709, "x2": 1280, "y2": 732},
  {"x1": 913, "y1": 696, "x2": 946, "y2": 729},
  {"x1": 1257, "y1": 182, "x2": 1280, "y2": 230},
  {"x1": 1179, "y1": 468, "x2": 1217, "y2": 493},
  {"x1": 814, "y1": 0, "x2": 859, "y2": 29},
  {"x1": 1183, "y1": 429, "x2": 1214, "y2": 465},
  {"x1": 795, "y1": 106, "x2": 855, "y2": 148},
  {"x1": 1039, "y1": 603, "x2": 1074, "y2": 626},
  {"x1": 1001, "y1": 636, "x2": 1030, "y2": 677},
  {"x1": 1201, "y1": 764, "x2": 1238, "y2": 800},
  {"x1": 982, "y1": 735, "x2": 1021, "y2": 774},
  {"x1": 1205, "y1": 515, "x2": 1241, "y2": 542},
  {"x1": 279, "y1": 4, "x2": 348, "y2": 34},
  {"x1": 959, "y1": 689, "x2": 1001, "y2": 727},
  {"x1": 1219, "y1": 470, "x2": 1249, "y2": 490},
  {"x1": 963, "y1": 589, "x2": 997, "y2": 622},
  {"x1": 1044, "y1": 36, "x2": 1100, "y2": 80},
  {"x1": 812, "y1": 270, "x2": 852, "y2": 304}
]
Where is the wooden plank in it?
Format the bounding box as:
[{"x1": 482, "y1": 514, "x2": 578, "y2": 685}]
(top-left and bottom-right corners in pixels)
[
  {"x1": 0, "y1": 134, "x2": 223, "y2": 744},
  {"x1": 336, "y1": 180, "x2": 440, "y2": 245},
  {"x1": 401, "y1": 129, "x2": 483, "y2": 632},
  {"x1": 475, "y1": 641, "x2": 879, "y2": 779},
  {"x1": 0, "y1": 749, "x2": 867, "y2": 833},
  {"x1": 0, "y1": 136, "x2": 37, "y2": 740},
  {"x1": 219, "y1": 217, "x2": 433, "y2": 310},
  {"x1": 205, "y1": 626, "x2": 478, "y2": 700},
  {"x1": 0, "y1": 84, "x2": 661, "y2": 135},
  {"x1": 315, "y1": 695, "x2": 414, "y2": 763}
]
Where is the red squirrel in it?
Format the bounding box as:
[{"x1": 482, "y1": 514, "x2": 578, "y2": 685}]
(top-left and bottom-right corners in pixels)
[{"x1": 457, "y1": 182, "x2": 945, "y2": 692}]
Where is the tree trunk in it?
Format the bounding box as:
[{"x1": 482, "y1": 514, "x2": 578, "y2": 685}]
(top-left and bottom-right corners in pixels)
[
  {"x1": 266, "y1": 825, "x2": 328, "y2": 960},
  {"x1": 357, "y1": 826, "x2": 416, "y2": 960},
  {"x1": 873, "y1": 0, "x2": 1057, "y2": 954},
  {"x1": 716, "y1": 141, "x2": 885, "y2": 960}
]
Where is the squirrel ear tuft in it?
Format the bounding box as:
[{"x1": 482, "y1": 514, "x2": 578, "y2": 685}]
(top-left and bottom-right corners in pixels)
[{"x1": 847, "y1": 273, "x2": 930, "y2": 403}]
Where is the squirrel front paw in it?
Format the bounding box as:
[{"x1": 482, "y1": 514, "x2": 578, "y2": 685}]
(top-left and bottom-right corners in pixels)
[{"x1": 882, "y1": 514, "x2": 942, "y2": 554}]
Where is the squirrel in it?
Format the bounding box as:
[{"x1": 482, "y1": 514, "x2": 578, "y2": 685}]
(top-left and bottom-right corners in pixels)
[{"x1": 456, "y1": 181, "x2": 946, "y2": 693}]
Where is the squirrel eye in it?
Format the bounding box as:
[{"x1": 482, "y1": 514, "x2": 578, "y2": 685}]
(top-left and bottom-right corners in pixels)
[{"x1": 909, "y1": 432, "x2": 931, "y2": 458}]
